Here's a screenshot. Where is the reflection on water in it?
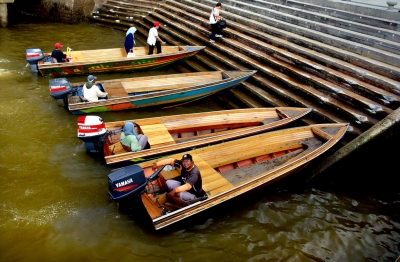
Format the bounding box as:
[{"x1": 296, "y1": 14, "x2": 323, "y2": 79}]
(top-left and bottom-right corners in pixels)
[{"x1": 0, "y1": 22, "x2": 399, "y2": 261}]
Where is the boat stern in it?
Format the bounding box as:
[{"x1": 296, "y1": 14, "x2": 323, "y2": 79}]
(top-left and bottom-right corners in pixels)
[
  {"x1": 49, "y1": 78, "x2": 72, "y2": 104},
  {"x1": 108, "y1": 165, "x2": 147, "y2": 202},
  {"x1": 77, "y1": 115, "x2": 107, "y2": 153},
  {"x1": 26, "y1": 47, "x2": 44, "y2": 73}
]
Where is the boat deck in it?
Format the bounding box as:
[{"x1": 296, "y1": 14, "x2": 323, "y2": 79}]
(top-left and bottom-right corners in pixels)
[
  {"x1": 101, "y1": 71, "x2": 224, "y2": 98},
  {"x1": 70, "y1": 46, "x2": 183, "y2": 62}
]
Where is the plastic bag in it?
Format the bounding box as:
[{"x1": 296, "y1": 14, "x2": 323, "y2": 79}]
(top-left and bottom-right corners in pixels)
[{"x1": 127, "y1": 50, "x2": 135, "y2": 58}]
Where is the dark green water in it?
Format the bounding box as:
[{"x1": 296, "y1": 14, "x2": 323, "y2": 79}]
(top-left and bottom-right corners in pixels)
[{"x1": 0, "y1": 21, "x2": 399, "y2": 261}]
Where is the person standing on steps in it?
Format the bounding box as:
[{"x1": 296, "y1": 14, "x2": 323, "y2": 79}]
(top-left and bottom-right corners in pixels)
[
  {"x1": 147, "y1": 22, "x2": 166, "y2": 55},
  {"x1": 209, "y1": 2, "x2": 223, "y2": 43}
]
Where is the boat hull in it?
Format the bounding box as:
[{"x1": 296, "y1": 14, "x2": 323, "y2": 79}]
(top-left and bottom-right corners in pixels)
[
  {"x1": 67, "y1": 70, "x2": 257, "y2": 114},
  {"x1": 38, "y1": 46, "x2": 205, "y2": 77}
]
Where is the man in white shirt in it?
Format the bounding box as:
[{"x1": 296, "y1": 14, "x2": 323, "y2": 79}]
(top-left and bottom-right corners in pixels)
[
  {"x1": 147, "y1": 21, "x2": 166, "y2": 55},
  {"x1": 209, "y1": 2, "x2": 223, "y2": 43},
  {"x1": 82, "y1": 75, "x2": 108, "y2": 102}
]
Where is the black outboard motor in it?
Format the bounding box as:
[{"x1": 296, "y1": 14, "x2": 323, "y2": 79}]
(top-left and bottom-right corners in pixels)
[
  {"x1": 26, "y1": 48, "x2": 44, "y2": 73},
  {"x1": 49, "y1": 78, "x2": 73, "y2": 104},
  {"x1": 108, "y1": 165, "x2": 166, "y2": 204},
  {"x1": 77, "y1": 116, "x2": 107, "y2": 153}
]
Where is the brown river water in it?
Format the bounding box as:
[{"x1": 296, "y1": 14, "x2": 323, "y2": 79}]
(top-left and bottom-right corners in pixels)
[{"x1": 0, "y1": 21, "x2": 399, "y2": 261}]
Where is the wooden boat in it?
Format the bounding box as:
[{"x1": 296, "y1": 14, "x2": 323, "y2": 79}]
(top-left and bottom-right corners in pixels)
[
  {"x1": 26, "y1": 46, "x2": 205, "y2": 77},
  {"x1": 78, "y1": 107, "x2": 312, "y2": 165},
  {"x1": 107, "y1": 123, "x2": 348, "y2": 230},
  {"x1": 55, "y1": 70, "x2": 257, "y2": 114}
]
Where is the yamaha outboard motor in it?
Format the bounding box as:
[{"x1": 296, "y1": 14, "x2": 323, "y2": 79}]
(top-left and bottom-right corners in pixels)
[
  {"x1": 49, "y1": 78, "x2": 73, "y2": 105},
  {"x1": 77, "y1": 115, "x2": 107, "y2": 153},
  {"x1": 108, "y1": 165, "x2": 166, "y2": 206},
  {"x1": 26, "y1": 48, "x2": 44, "y2": 73}
]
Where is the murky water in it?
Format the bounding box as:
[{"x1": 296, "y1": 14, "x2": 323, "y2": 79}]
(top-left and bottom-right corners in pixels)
[{"x1": 1, "y1": 21, "x2": 399, "y2": 261}]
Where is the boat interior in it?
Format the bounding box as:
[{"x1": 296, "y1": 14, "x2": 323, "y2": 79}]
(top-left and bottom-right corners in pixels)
[
  {"x1": 67, "y1": 71, "x2": 230, "y2": 104},
  {"x1": 104, "y1": 71, "x2": 228, "y2": 97},
  {"x1": 104, "y1": 112, "x2": 281, "y2": 157},
  {"x1": 139, "y1": 136, "x2": 323, "y2": 220},
  {"x1": 40, "y1": 46, "x2": 187, "y2": 65}
]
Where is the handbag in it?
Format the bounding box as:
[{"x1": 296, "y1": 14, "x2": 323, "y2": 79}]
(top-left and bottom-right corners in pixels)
[
  {"x1": 127, "y1": 50, "x2": 135, "y2": 58},
  {"x1": 217, "y1": 19, "x2": 227, "y2": 29}
]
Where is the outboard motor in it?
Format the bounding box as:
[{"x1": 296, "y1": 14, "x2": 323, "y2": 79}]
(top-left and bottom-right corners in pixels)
[
  {"x1": 108, "y1": 165, "x2": 166, "y2": 203},
  {"x1": 77, "y1": 115, "x2": 107, "y2": 153},
  {"x1": 26, "y1": 48, "x2": 44, "y2": 73},
  {"x1": 49, "y1": 78, "x2": 72, "y2": 105}
]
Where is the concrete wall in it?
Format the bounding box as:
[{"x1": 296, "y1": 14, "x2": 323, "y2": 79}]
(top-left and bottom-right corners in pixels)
[
  {"x1": 0, "y1": 0, "x2": 14, "y2": 27},
  {"x1": 296, "y1": 0, "x2": 400, "y2": 21},
  {"x1": 9, "y1": 0, "x2": 103, "y2": 23}
]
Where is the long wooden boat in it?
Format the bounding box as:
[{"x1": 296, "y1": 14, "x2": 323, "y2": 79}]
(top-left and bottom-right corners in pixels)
[
  {"x1": 56, "y1": 70, "x2": 257, "y2": 114},
  {"x1": 107, "y1": 123, "x2": 348, "y2": 230},
  {"x1": 78, "y1": 107, "x2": 312, "y2": 165},
  {"x1": 26, "y1": 46, "x2": 205, "y2": 77}
]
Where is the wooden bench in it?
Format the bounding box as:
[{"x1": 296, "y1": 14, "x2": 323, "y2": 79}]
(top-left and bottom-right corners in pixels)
[
  {"x1": 140, "y1": 124, "x2": 176, "y2": 147},
  {"x1": 102, "y1": 82, "x2": 128, "y2": 98},
  {"x1": 191, "y1": 153, "x2": 234, "y2": 197}
]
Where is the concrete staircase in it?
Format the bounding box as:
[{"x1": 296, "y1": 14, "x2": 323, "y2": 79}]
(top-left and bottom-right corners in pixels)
[{"x1": 89, "y1": 0, "x2": 400, "y2": 141}]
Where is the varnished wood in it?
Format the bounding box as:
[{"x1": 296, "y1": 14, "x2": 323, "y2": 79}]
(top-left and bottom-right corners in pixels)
[
  {"x1": 102, "y1": 108, "x2": 312, "y2": 165},
  {"x1": 133, "y1": 123, "x2": 349, "y2": 230},
  {"x1": 102, "y1": 82, "x2": 128, "y2": 98}
]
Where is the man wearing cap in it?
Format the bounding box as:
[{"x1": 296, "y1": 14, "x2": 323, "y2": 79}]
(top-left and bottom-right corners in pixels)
[
  {"x1": 51, "y1": 43, "x2": 69, "y2": 62},
  {"x1": 147, "y1": 22, "x2": 166, "y2": 55},
  {"x1": 152, "y1": 154, "x2": 205, "y2": 201},
  {"x1": 82, "y1": 75, "x2": 108, "y2": 102}
]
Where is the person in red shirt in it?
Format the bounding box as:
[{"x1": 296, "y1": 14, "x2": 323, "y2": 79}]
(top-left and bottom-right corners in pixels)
[{"x1": 51, "y1": 43, "x2": 69, "y2": 62}]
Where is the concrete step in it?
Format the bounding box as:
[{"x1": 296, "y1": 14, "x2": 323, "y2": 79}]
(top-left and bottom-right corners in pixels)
[
  {"x1": 222, "y1": 0, "x2": 400, "y2": 43},
  {"x1": 107, "y1": 0, "x2": 162, "y2": 9},
  {"x1": 98, "y1": 1, "x2": 156, "y2": 15},
  {"x1": 254, "y1": 0, "x2": 400, "y2": 31},
  {"x1": 168, "y1": 0, "x2": 400, "y2": 84},
  {"x1": 161, "y1": 1, "x2": 400, "y2": 106},
  {"x1": 89, "y1": 5, "x2": 377, "y2": 133},
  {"x1": 172, "y1": 0, "x2": 400, "y2": 67},
  {"x1": 294, "y1": 0, "x2": 400, "y2": 21},
  {"x1": 153, "y1": 5, "x2": 393, "y2": 118},
  {"x1": 144, "y1": 11, "x2": 382, "y2": 129},
  {"x1": 91, "y1": 0, "x2": 381, "y2": 137}
]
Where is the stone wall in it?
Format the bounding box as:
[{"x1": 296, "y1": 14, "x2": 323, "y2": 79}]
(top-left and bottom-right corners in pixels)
[{"x1": 9, "y1": 0, "x2": 102, "y2": 23}]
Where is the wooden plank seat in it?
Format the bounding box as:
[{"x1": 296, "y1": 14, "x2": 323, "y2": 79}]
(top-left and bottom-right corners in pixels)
[
  {"x1": 107, "y1": 123, "x2": 176, "y2": 154},
  {"x1": 140, "y1": 124, "x2": 176, "y2": 147},
  {"x1": 122, "y1": 74, "x2": 223, "y2": 93},
  {"x1": 191, "y1": 153, "x2": 234, "y2": 197},
  {"x1": 102, "y1": 82, "x2": 129, "y2": 98}
]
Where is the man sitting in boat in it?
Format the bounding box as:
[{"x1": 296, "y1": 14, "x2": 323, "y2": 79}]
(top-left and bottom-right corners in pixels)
[
  {"x1": 83, "y1": 75, "x2": 108, "y2": 102},
  {"x1": 51, "y1": 43, "x2": 70, "y2": 63},
  {"x1": 152, "y1": 154, "x2": 205, "y2": 201},
  {"x1": 120, "y1": 121, "x2": 149, "y2": 152}
]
